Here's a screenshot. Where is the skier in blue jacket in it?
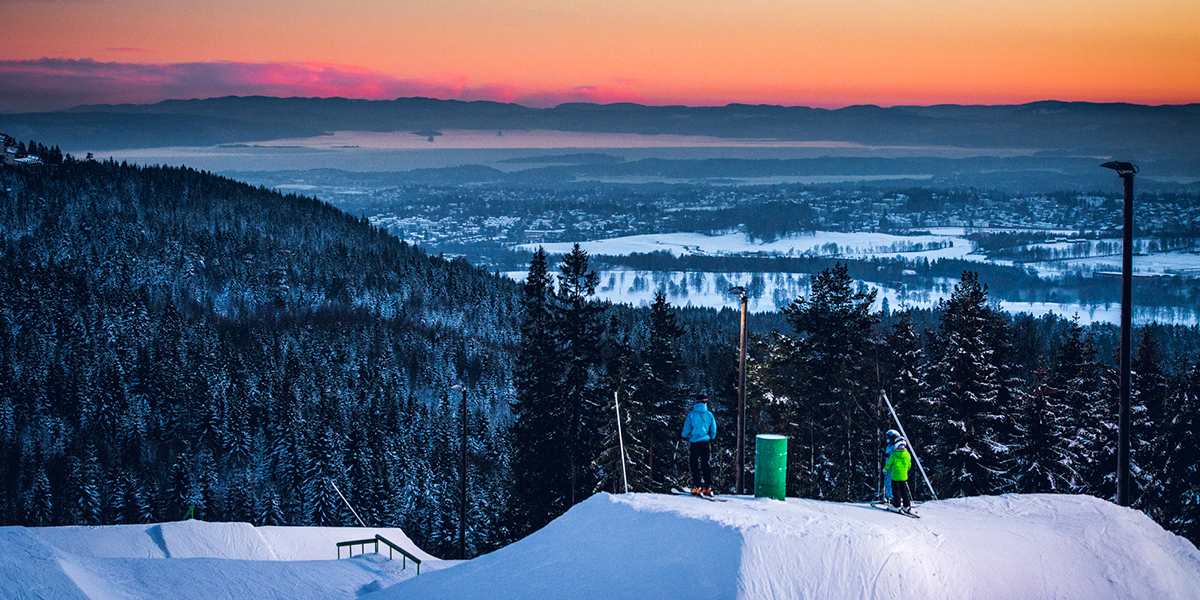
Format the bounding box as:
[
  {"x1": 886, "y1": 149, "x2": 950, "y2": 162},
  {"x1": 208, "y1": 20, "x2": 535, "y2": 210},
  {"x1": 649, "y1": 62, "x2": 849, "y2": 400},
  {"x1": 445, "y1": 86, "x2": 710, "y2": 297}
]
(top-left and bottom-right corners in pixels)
[{"x1": 681, "y1": 394, "x2": 718, "y2": 496}]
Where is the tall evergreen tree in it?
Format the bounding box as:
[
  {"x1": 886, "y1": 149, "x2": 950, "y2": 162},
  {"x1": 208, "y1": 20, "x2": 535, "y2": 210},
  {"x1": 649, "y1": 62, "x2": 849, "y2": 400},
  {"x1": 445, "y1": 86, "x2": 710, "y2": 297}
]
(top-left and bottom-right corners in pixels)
[
  {"x1": 509, "y1": 248, "x2": 564, "y2": 534},
  {"x1": 554, "y1": 244, "x2": 606, "y2": 507},
  {"x1": 635, "y1": 292, "x2": 687, "y2": 491},
  {"x1": 1144, "y1": 362, "x2": 1200, "y2": 541},
  {"x1": 764, "y1": 263, "x2": 878, "y2": 499},
  {"x1": 1132, "y1": 327, "x2": 1169, "y2": 511},
  {"x1": 927, "y1": 272, "x2": 1008, "y2": 497},
  {"x1": 881, "y1": 314, "x2": 927, "y2": 446},
  {"x1": 595, "y1": 318, "x2": 652, "y2": 494},
  {"x1": 1012, "y1": 369, "x2": 1080, "y2": 493}
]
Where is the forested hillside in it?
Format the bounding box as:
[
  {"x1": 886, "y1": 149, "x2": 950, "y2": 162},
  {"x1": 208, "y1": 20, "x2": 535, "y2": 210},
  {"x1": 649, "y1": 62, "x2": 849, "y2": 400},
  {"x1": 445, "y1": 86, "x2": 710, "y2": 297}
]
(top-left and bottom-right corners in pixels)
[{"x1": 0, "y1": 158, "x2": 524, "y2": 555}]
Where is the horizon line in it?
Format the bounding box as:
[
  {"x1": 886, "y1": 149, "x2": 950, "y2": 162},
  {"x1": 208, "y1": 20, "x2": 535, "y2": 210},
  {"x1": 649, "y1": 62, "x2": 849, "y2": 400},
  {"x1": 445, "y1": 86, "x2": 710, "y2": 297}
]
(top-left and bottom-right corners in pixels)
[{"x1": 22, "y1": 94, "x2": 1200, "y2": 115}]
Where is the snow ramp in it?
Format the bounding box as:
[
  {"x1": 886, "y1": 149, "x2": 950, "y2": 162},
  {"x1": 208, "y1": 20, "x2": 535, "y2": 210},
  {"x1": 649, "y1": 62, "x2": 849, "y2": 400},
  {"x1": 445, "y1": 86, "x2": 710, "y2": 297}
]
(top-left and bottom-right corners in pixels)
[
  {"x1": 380, "y1": 492, "x2": 1200, "y2": 600},
  {"x1": 0, "y1": 520, "x2": 445, "y2": 599}
]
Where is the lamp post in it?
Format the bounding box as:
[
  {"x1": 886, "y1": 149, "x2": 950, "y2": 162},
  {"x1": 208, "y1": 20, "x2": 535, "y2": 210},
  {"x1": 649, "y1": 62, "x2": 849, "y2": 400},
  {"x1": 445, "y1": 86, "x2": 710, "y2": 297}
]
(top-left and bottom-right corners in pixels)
[
  {"x1": 1100, "y1": 160, "x2": 1137, "y2": 507},
  {"x1": 728, "y1": 286, "x2": 749, "y2": 495}
]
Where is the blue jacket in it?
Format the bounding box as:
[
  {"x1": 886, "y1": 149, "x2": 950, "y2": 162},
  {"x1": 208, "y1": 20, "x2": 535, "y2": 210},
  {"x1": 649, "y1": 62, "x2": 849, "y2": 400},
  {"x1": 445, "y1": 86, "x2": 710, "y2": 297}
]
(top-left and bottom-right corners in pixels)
[{"x1": 681, "y1": 402, "x2": 717, "y2": 443}]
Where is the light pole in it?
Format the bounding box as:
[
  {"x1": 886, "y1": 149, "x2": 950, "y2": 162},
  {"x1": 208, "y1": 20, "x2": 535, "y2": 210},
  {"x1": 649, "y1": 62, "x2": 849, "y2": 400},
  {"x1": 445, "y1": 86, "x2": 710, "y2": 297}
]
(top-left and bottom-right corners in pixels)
[
  {"x1": 728, "y1": 286, "x2": 749, "y2": 495},
  {"x1": 1101, "y1": 160, "x2": 1136, "y2": 507}
]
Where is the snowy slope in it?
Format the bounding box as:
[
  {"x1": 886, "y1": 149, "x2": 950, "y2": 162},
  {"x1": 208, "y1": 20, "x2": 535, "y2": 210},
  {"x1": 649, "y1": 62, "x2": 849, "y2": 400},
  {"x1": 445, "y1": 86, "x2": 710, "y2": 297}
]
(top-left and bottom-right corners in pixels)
[
  {"x1": 380, "y1": 493, "x2": 1200, "y2": 600},
  {"x1": 0, "y1": 520, "x2": 446, "y2": 599}
]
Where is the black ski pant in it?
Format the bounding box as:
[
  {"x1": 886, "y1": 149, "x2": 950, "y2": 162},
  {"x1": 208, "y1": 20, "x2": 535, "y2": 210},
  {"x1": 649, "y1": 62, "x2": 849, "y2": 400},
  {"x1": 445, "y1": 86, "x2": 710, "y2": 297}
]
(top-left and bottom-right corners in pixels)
[
  {"x1": 688, "y1": 441, "x2": 712, "y2": 488},
  {"x1": 891, "y1": 479, "x2": 913, "y2": 509}
]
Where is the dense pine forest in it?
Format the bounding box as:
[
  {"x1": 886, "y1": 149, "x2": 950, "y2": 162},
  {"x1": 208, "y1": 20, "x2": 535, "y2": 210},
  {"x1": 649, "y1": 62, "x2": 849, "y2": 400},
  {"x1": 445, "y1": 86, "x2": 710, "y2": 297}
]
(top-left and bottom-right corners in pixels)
[{"x1": 1, "y1": 153, "x2": 1197, "y2": 556}]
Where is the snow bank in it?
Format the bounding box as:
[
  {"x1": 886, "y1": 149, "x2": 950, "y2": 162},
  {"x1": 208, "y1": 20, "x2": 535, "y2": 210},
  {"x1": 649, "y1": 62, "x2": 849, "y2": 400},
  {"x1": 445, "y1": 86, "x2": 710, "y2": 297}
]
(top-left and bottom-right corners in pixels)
[
  {"x1": 24, "y1": 519, "x2": 433, "y2": 562},
  {"x1": 381, "y1": 493, "x2": 1200, "y2": 600},
  {"x1": 1, "y1": 520, "x2": 443, "y2": 599}
]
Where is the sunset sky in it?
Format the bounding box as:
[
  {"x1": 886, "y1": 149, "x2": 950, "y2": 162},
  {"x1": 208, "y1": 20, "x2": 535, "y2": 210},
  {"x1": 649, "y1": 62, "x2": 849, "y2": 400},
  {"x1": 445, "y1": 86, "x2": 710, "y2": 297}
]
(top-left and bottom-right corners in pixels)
[{"x1": 2, "y1": 0, "x2": 1198, "y2": 111}]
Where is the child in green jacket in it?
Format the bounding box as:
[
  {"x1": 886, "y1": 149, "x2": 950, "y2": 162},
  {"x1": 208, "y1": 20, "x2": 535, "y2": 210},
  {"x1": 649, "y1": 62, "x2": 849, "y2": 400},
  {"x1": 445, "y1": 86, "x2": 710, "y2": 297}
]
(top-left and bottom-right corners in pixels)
[{"x1": 884, "y1": 430, "x2": 914, "y2": 513}]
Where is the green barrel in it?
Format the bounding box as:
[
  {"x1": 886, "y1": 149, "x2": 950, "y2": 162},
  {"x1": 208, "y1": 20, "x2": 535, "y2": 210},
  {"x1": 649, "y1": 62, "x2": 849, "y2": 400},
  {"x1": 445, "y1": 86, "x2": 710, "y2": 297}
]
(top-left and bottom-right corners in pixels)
[{"x1": 754, "y1": 434, "x2": 788, "y2": 500}]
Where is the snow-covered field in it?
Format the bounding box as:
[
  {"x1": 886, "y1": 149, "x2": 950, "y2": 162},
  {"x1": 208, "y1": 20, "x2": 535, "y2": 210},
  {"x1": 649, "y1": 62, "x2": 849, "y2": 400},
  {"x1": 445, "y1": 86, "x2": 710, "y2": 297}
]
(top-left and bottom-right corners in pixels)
[
  {"x1": 382, "y1": 492, "x2": 1200, "y2": 600},
  {"x1": 503, "y1": 270, "x2": 1198, "y2": 324},
  {"x1": 0, "y1": 520, "x2": 448, "y2": 599},
  {"x1": 520, "y1": 230, "x2": 982, "y2": 262},
  {"x1": 519, "y1": 229, "x2": 1200, "y2": 278}
]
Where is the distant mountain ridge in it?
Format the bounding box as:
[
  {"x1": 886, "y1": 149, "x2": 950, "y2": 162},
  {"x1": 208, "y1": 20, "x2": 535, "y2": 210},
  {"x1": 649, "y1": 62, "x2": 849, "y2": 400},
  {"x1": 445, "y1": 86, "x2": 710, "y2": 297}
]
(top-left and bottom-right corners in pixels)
[{"x1": 1, "y1": 96, "x2": 1197, "y2": 158}]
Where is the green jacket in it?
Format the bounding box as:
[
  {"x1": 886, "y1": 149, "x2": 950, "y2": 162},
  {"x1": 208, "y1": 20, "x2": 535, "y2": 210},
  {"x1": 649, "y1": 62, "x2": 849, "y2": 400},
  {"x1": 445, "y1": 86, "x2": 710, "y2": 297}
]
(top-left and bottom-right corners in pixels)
[{"x1": 885, "y1": 447, "x2": 912, "y2": 482}]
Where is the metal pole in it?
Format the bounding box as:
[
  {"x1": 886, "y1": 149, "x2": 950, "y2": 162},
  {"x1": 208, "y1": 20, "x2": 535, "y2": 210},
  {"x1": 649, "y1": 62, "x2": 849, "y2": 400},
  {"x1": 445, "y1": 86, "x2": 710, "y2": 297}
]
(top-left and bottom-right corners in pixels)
[
  {"x1": 1101, "y1": 161, "x2": 1136, "y2": 507},
  {"x1": 880, "y1": 390, "x2": 937, "y2": 501},
  {"x1": 736, "y1": 292, "x2": 748, "y2": 495},
  {"x1": 614, "y1": 390, "x2": 631, "y2": 493},
  {"x1": 460, "y1": 386, "x2": 468, "y2": 558},
  {"x1": 1117, "y1": 172, "x2": 1134, "y2": 507},
  {"x1": 329, "y1": 479, "x2": 367, "y2": 528}
]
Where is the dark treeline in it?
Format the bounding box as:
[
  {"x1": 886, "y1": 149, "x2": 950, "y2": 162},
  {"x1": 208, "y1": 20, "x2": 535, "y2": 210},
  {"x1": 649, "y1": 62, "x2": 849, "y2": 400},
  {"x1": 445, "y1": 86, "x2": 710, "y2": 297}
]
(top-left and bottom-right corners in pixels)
[
  {"x1": 748, "y1": 266, "x2": 1199, "y2": 542},
  {"x1": 509, "y1": 256, "x2": 1200, "y2": 546},
  {"x1": 1, "y1": 157, "x2": 1197, "y2": 556}
]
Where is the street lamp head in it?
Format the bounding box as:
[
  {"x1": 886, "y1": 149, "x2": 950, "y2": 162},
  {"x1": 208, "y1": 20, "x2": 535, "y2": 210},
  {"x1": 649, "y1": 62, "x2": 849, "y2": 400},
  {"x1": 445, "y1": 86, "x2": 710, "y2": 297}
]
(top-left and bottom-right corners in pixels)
[
  {"x1": 1101, "y1": 161, "x2": 1138, "y2": 177},
  {"x1": 728, "y1": 285, "x2": 747, "y2": 299}
]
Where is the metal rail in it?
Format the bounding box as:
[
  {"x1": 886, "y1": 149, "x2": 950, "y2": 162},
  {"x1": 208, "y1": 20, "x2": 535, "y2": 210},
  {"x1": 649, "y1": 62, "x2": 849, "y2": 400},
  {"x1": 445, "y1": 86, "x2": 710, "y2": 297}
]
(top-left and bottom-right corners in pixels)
[{"x1": 335, "y1": 534, "x2": 422, "y2": 575}]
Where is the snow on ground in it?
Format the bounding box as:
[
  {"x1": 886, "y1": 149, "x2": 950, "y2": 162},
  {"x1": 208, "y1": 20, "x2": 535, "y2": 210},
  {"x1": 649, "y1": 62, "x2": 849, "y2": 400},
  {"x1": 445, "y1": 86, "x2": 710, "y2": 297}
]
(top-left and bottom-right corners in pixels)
[
  {"x1": 0, "y1": 520, "x2": 448, "y2": 599},
  {"x1": 1043, "y1": 250, "x2": 1200, "y2": 277},
  {"x1": 519, "y1": 229, "x2": 1200, "y2": 278},
  {"x1": 519, "y1": 230, "x2": 983, "y2": 262},
  {"x1": 502, "y1": 270, "x2": 1199, "y2": 324},
  {"x1": 380, "y1": 492, "x2": 1200, "y2": 600}
]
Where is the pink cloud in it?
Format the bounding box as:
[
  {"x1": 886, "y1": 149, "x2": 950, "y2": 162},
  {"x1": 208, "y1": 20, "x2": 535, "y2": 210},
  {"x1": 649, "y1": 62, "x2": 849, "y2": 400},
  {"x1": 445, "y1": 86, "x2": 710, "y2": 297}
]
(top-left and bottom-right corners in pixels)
[{"x1": 0, "y1": 58, "x2": 651, "y2": 112}]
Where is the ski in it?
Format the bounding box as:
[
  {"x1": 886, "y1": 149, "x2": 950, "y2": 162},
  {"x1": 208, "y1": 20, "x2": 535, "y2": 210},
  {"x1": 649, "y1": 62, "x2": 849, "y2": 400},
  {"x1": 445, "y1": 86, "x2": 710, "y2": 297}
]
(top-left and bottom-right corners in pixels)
[
  {"x1": 870, "y1": 502, "x2": 921, "y2": 518},
  {"x1": 672, "y1": 488, "x2": 727, "y2": 502}
]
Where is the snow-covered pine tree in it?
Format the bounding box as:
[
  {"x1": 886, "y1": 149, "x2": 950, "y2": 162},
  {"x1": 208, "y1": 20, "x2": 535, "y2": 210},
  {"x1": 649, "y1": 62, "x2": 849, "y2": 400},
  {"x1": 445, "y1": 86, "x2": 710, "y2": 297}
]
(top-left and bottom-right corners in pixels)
[
  {"x1": 1132, "y1": 327, "x2": 1169, "y2": 512},
  {"x1": 1144, "y1": 361, "x2": 1200, "y2": 542},
  {"x1": 772, "y1": 263, "x2": 878, "y2": 500},
  {"x1": 635, "y1": 291, "x2": 687, "y2": 492},
  {"x1": 258, "y1": 488, "x2": 285, "y2": 526},
  {"x1": 983, "y1": 309, "x2": 1022, "y2": 489},
  {"x1": 24, "y1": 465, "x2": 53, "y2": 525},
  {"x1": 67, "y1": 445, "x2": 103, "y2": 525},
  {"x1": 304, "y1": 426, "x2": 345, "y2": 526},
  {"x1": 1046, "y1": 320, "x2": 1102, "y2": 494},
  {"x1": 509, "y1": 248, "x2": 565, "y2": 534},
  {"x1": 927, "y1": 272, "x2": 1006, "y2": 497},
  {"x1": 1012, "y1": 369, "x2": 1080, "y2": 493},
  {"x1": 595, "y1": 316, "x2": 652, "y2": 494},
  {"x1": 554, "y1": 244, "x2": 606, "y2": 507},
  {"x1": 881, "y1": 314, "x2": 928, "y2": 450},
  {"x1": 168, "y1": 445, "x2": 195, "y2": 520}
]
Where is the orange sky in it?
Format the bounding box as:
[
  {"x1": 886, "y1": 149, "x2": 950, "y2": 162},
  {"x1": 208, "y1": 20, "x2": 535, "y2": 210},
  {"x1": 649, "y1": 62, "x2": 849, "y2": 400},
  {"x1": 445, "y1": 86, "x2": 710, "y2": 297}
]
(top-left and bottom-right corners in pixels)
[{"x1": 2, "y1": 0, "x2": 1198, "y2": 108}]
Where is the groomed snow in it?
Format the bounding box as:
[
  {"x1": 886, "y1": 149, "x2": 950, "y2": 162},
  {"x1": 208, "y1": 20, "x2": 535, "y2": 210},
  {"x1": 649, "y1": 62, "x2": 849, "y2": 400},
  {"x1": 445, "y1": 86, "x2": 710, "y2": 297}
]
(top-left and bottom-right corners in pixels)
[
  {"x1": 0, "y1": 520, "x2": 447, "y2": 599},
  {"x1": 380, "y1": 492, "x2": 1200, "y2": 600}
]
